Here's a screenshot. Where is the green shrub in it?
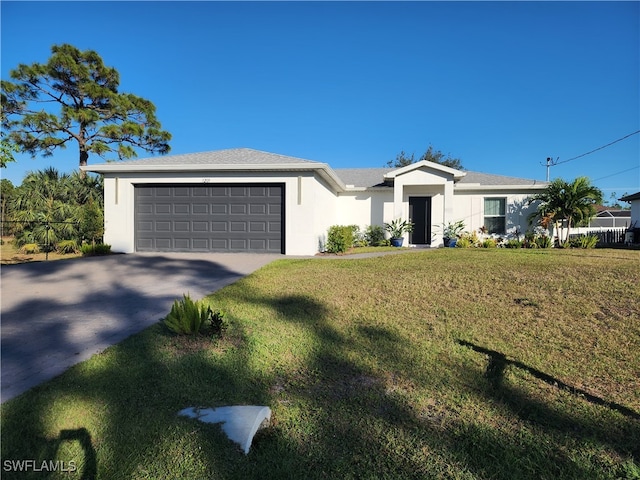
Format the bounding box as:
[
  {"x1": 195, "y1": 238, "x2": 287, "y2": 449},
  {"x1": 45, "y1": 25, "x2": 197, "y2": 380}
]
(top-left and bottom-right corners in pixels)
[
  {"x1": 20, "y1": 243, "x2": 40, "y2": 254},
  {"x1": 504, "y1": 239, "x2": 522, "y2": 249},
  {"x1": 456, "y1": 231, "x2": 480, "y2": 248},
  {"x1": 534, "y1": 236, "x2": 552, "y2": 248},
  {"x1": 455, "y1": 237, "x2": 469, "y2": 248},
  {"x1": 350, "y1": 225, "x2": 366, "y2": 247},
  {"x1": 482, "y1": 238, "x2": 497, "y2": 248},
  {"x1": 209, "y1": 309, "x2": 228, "y2": 338},
  {"x1": 164, "y1": 294, "x2": 211, "y2": 335},
  {"x1": 569, "y1": 235, "x2": 598, "y2": 249},
  {"x1": 56, "y1": 239, "x2": 79, "y2": 254},
  {"x1": 164, "y1": 295, "x2": 228, "y2": 338},
  {"x1": 81, "y1": 243, "x2": 111, "y2": 256},
  {"x1": 326, "y1": 225, "x2": 354, "y2": 253},
  {"x1": 364, "y1": 225, "x2": 386, "y2": 246}
]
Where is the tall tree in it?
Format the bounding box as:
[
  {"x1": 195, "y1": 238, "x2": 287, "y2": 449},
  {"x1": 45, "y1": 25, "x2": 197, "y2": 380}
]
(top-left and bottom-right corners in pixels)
[
  {"x1": 0, "y1": 132, "x2": 19, "y2": 168},
  {"x1": 9, "y1": 168, "x2": 103, "y2": 247},
  {"x1": 528, "y1": 177, "x2": 603, "y2": 245},
  {"x1": 1, "y1": 43, "x2": 171, "y2": 168},
  {"x1": 1, "y1": 178, "x2": 15, "y2": 236},
  {"x1": 386, "y1": 145, "x2": 463, "y2": 169}
]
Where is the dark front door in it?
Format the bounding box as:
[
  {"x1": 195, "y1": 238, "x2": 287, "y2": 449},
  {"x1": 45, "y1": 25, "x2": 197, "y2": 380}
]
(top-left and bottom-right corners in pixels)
[{"x1": 409, "y1": 197, "x2": 432, "y2": 245}]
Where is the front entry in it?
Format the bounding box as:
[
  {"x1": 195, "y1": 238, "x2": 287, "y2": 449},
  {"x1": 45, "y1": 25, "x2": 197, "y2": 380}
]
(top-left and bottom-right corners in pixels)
[{"x1": 409, "y1": 197, "x2": 432, "y2": 245}]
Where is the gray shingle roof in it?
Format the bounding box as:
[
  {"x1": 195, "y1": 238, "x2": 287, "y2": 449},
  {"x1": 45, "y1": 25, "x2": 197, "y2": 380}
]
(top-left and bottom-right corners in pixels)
[
  {"x1": 332, "y1": 168, "x2": 544, "y2": 188},
  {"x1": 333, "y1": 168, "x2": 394, "y2": 188},
  {"x1": 88, "y1": 148, "x2": 545, "y2": 189},
  {"x1": 457, "y1": 171, "x2": 545, "y2": 186},
  {"x1": 108, "y1": 148, "x2": 321, "y2": 166}
]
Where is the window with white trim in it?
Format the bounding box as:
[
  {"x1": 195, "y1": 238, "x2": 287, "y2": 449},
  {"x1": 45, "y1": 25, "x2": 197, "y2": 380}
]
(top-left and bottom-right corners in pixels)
[{"x1": 484, "y1": 198, "x2": 506, "y2": 234}]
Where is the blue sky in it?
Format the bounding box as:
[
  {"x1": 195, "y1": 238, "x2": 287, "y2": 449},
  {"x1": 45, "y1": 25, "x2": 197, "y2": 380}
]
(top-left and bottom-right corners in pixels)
[{"x1": 2, "y1": 1, "x2": 639, "y2": 202}]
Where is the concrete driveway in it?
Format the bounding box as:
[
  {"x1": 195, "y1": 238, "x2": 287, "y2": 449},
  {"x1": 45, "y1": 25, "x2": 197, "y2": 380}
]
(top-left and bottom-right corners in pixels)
[{"x1": 1, "y1": 252, "x2": 279, "y2": 403}]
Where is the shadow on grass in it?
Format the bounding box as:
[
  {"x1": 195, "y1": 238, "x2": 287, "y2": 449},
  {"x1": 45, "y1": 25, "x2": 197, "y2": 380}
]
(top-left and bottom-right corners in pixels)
[
  {"x1": 457, "y1": 339, "x2": 640, "y2": 460},
  {"x1": 457, "y1": 339, "x2": 640, "y2": 421},
  {"x1": 2, "y1": 278, "x2": 638, "y2": 478}
]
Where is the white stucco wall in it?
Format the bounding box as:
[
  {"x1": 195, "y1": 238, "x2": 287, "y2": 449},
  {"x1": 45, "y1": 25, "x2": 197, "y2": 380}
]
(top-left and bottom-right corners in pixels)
[
  {"x1": 630, "y1": 199, "x2": 640, "y2": 226},
  {"x1": 452, "y1": 191, "x2": 540, "y2": 236},
  {"x1": 102, "y1": 170, "x2": 339, "y2": 256},
  {"x1": 99, "y1": 161, "x2": 546, "y2": 255},
  {"x1": 335, "y1": 190, "x2": 393, "y2": 232}
]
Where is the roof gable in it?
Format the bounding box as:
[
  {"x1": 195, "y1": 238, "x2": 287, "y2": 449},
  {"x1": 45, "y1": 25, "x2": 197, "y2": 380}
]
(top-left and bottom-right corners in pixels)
[{"x1": 383, "y1": 160, "x2": 466, "y2": 181}]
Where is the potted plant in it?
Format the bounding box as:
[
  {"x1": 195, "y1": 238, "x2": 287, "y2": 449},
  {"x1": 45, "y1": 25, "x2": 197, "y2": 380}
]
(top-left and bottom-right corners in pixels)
[
  {"x1": 384, "y1": 218, "x2": 414, "y2": 247},
  {"x1": 441, "y1": 220, "x2": 465, "y2": 247}
]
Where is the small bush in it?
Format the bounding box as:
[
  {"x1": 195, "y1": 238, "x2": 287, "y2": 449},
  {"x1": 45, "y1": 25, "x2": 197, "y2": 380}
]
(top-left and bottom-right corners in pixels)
[
  {"x1": 364, "y1": 225, "x2": 386, "y2": 246},
  {"x1": 350, "y1": 225, "x2": 366, "y2": 247},
  {"x1": 482, "y1": 238, "x2": 497, "y2": 248},
  {"x1": 326, "y1": 225, "x2": 354, "y2": 253},
  {"x1": 56, "y1": 239, "x2": 79, "y2": 254},
  {"x1": 209, "y1": 309, "x2": 228, "y2": 337},
  {"x1": 164, "y1": 294, "x2": 211, "y2": 335},
  {"x1": 81, "y1": 243, "x2": 111, "y2": 256},
  {"x1": 164, "y1": 294, "x2": 228, "y2": 338},
  {"x1": 504, "y1": 239, "x2": 522, "y2": 249},
  {"x1": 20, "y1": 243, "x2": 40, "y2": 254},
  {"x1": 569, "y1": 235, "x2": 598, "y2": 249},
  {"x1": 456, "y1": 231, "x2": 480, "y2": 248},
  {"x1": 535, "y1": 236, "x2": 552, "y2": 249},
  {"x1": 455, "y1": 237, "x2": 472, "y2": 248}
]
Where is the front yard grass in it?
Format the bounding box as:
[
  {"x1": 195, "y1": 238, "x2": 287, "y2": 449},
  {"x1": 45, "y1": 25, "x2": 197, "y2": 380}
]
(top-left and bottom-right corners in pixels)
[{"x1": 1, "y1": 248, "x2": 639, "y2": 479}]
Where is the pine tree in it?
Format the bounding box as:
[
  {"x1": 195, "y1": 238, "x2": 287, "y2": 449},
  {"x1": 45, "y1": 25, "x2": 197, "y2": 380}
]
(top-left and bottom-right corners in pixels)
[{"x1": 1, "y1": 44, "x2": 171, "y2": 168}]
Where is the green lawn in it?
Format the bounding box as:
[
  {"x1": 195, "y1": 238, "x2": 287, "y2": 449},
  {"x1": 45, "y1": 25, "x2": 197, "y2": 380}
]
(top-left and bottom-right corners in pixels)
[{"x1": 2, "y1": 248, "x2": 639, "y2": 479}]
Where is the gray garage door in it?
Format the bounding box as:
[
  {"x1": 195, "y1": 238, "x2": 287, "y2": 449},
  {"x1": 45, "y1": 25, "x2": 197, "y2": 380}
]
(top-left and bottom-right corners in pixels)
[{"x1": 134, "y1": 184, "x2": 284, "y2": 253}]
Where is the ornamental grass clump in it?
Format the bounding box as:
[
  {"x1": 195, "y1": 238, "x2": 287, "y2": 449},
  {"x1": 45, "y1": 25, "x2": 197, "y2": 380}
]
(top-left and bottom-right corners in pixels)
[{"x1": 163, "y1": 294, "x2": 227, "y2": 337}]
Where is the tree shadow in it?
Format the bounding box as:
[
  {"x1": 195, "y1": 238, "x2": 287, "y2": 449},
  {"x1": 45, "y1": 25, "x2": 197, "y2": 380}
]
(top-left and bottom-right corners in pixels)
[
  {"x1": 1, "y1": 253, "x2": 273, "y2": 403},
  {"x1": 2, "y1": 428, "x2": 97, "y2": 480},
  {"x1": 457, "y1": 339, "x2": 640, "y2": 459},
  {"x1": 2, "y1": 261, "x2": 637, "y2": 479}
]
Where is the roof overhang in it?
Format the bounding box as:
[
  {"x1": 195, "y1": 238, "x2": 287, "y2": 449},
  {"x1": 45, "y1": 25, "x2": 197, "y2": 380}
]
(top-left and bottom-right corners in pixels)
[
  {"x1": 454, "y1": 183, "x2": 548, "y2": 192},
  {"x1": 81, "y1": 162, "x2": 348, "y2": 192}
]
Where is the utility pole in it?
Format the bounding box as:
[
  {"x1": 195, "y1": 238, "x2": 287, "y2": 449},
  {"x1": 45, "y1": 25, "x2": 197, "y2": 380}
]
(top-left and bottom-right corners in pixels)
[{"x1": 542, "y1": 157, "x2": 558, "y2": 182}]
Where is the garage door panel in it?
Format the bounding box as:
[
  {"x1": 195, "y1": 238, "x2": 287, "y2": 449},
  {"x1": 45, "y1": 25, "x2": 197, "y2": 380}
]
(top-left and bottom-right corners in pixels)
[
  {"x1": 193, "y1": 221, "x2": 209, "y2": 232},
  {"x1": 174, "y1": 238, "x2": 190, "y2": 249},
  {"x1": 193, "y1": 204, "x2": 209, "y2": 214},
  {"x1": 174, "y1": 221, "x2": 190, "y2": 232},
  {"x1": 230, "y1": 204, "x2": 247, "y2": 214},
  {"x1": 174, "y1": 204, "x2": 190, "y2": 214},
  {"x1": 230, "y1": 238, "x2": 248, "y2": 249},
  {"x1": 135, "y1": 184, "x2": 283, "y2": 253},
  {"x1": 230, "y1": 222, "x2": 246, "y2": 232},
  {"x1": 193, "y1": 239, "x2": 209, "y2": 249}
]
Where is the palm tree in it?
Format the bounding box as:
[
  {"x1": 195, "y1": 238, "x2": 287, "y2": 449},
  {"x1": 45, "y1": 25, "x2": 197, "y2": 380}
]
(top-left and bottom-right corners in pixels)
[
  {"x1": 9, "y1": 168, "x2": 104, "y2": 248},
  {"x1": 528, "y1": 177, "x2": 602, "y2": 246}
]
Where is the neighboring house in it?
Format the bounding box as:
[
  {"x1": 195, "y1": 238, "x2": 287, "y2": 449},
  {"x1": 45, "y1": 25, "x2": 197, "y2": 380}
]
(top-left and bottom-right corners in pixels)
[
  {"x1": 83, "y1": 148, "x2": 547, "y2": 256},
  {"x1": 619, "y1": 192, "x2": 640, "y2": 227},
  {"x1": 589, "y1": 206, "x2": 632, "y2": 229}
]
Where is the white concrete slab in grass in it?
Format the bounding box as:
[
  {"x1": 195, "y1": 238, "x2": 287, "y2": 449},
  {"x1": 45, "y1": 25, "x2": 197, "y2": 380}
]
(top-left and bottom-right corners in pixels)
[{"x1": 179, "y1": 406, "x2": 271, "y2": 454}]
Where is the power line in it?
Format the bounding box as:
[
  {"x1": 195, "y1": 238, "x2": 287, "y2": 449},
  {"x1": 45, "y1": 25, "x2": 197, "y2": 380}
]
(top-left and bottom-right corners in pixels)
[
  {"x1": 542, "y1": 130, "x2": 640, "y2": 181},
  {"x1": 555, "y1": 130, "x2": 640, "y2": 166},
  {"x1": 592, "y1": 166, "x2": 639, "y2": 182}
]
